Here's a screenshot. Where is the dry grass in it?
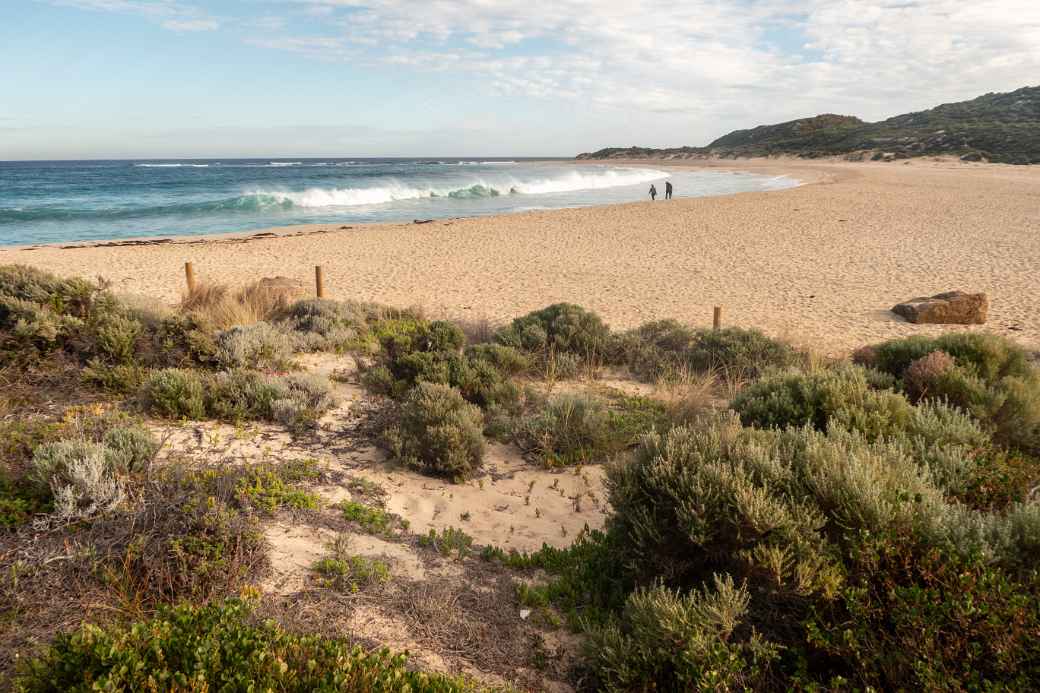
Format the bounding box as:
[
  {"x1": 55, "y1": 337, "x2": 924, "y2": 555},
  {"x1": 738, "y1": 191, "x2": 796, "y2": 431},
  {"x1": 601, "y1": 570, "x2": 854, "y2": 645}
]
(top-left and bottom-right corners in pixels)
[
  {"x1": 451, "y1": 313, "x2": 498, "y2": 345},
  {"x1": 180, "y1": 280, "x2": 303, "y2": 330},
  {"x1": 654, "y1": 365, "x2": 722, "y2": 423}
]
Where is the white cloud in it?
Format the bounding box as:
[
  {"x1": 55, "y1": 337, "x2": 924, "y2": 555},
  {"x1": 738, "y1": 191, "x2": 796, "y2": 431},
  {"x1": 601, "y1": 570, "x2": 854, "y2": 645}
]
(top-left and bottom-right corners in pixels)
[
  {"x1": 50, "y1": 0, "x2": 219, "y2": 33},
  {"x1": 162, "y1": 18, "x2": 217, "y2": 31},
  {"x1": 259, "y1": 0, "x2": 1040, "y2": 132},
  {"x1": 44, "y1": 0, "x2": 1040, "y2": 147}
]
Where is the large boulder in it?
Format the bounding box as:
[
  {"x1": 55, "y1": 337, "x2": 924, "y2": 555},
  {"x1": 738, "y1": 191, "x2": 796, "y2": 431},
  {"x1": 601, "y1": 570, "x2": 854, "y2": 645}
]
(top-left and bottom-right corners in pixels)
[{"x1": 892, "y1": 291, "x2": 988, "y2": 324}]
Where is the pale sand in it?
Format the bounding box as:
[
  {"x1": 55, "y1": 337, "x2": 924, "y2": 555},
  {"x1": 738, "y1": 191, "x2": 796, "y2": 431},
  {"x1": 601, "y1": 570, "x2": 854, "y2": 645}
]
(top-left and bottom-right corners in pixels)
[{"x1": 6, "y1": 157, "x2": 1040, "y2": 353}]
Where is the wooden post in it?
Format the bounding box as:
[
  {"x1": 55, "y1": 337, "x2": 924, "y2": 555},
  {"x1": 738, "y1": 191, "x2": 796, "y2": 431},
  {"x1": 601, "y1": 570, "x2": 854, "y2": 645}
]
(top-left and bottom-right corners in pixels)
[
  {"x1": 315, "y1": 265, "x2": 325, "y2": 299},
  {"x1": 184, "y1": 262, "x2": 196, "y2": 293},
  {"x1": 713, "y1": 306, "x2": 722, "y2": 330}
]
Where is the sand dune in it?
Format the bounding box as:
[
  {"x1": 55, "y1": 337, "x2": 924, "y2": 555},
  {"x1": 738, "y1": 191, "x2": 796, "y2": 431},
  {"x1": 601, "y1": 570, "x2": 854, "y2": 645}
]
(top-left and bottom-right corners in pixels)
[{"x1": 5, "y1": 157, "x2": 1039, "y2": 354}]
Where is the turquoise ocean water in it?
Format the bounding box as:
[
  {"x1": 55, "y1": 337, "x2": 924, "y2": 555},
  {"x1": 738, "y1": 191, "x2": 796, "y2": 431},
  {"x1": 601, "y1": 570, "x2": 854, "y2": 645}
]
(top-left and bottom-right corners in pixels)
[{"x1": 0, "y1": 159, "x2": 798, "y2": 246}]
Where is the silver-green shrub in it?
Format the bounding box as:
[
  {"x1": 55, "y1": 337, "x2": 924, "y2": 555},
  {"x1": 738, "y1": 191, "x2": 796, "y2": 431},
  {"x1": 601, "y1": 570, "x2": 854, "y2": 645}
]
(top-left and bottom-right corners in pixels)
[
  {"x1": 31, "y1": 440, "x2": 125, "y2": 522},
  {"x1": 214, "y1": 321, "x2": 296, "y2": 369},
  {"x1": 384, "y1": 382, "x2": 485, "y2": 480}
]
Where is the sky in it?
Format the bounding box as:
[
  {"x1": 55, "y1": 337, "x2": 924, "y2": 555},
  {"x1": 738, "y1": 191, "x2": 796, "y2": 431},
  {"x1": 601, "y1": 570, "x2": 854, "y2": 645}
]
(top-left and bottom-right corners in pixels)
[{"x1": 1, "y1": 0, "x2": 1039, "y2": 159}]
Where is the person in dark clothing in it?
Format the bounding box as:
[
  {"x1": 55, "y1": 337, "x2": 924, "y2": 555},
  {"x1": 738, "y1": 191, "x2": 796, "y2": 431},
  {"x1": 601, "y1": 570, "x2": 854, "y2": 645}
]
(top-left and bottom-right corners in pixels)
[
  {"x1": 665, "y1": 181, "x2": 673, "y2": 199},
  {"x1": 649, "y1": 184, "x2": 657, "y2": 201}
]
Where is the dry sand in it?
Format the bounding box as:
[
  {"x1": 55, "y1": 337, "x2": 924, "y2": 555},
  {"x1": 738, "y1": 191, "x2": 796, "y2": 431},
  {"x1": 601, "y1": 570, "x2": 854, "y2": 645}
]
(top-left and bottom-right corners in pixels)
[{"x1": 5, "y1": 157, "x2": 1040, "y2": 354}]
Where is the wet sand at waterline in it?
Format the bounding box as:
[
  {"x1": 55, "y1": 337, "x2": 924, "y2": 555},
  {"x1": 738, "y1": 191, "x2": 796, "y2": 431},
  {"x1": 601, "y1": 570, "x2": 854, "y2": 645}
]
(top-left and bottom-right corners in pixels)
[{"x1": 5, "y1": 157, "x2": 1039, "y2": 354}]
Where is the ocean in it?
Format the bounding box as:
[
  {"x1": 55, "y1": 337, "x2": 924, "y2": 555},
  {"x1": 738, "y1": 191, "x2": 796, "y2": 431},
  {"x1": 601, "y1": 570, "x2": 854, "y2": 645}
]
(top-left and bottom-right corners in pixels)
[{"x1": 0, "y1": 159, "x2": 798, "y2": 246}]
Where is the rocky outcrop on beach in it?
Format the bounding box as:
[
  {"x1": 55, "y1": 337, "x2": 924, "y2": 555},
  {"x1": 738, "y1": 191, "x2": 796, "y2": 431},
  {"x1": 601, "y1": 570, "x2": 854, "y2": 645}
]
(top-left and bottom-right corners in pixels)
[
  {"x1": 577, "y1": 85, "x2": 1040, "y2": 164},
  {"x1": 892, "y1": 291, "x2": 989, "y2": 325}
]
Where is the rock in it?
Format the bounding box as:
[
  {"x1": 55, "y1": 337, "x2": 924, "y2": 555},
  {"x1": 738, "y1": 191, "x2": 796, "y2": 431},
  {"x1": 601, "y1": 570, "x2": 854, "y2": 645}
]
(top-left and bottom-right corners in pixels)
[
  {"x1": 892, "y1": 291, "x2": 988, "y2": 324},
  {"x1": 257, "y1": 276, "x2": 303, "y2": 292},
  {"x1": 960, "y1": 152, "x2": 983, "y2": 162}
]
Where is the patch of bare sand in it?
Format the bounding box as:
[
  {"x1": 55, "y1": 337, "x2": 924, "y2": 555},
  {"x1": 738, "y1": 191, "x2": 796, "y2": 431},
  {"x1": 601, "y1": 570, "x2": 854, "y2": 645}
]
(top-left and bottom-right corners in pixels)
[
  {"x1": 263, "y1": 522, "x2": 426, "y2": 596},
  {"x1": 350, "y1": 442, "x2": 608, "y2": 553}
]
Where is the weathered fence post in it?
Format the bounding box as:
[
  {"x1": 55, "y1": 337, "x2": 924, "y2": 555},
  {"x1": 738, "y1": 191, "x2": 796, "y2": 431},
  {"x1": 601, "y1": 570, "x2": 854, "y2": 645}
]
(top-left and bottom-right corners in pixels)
[
  {"x1": 184, "y1": 262, "x2": 196, "y2": 293},
  {"x1": 713, "y1": 305, "x2": 722, "y2": 330},
  {"x1": 315, "y1": 265, "x2": 325, "y2": 299}
]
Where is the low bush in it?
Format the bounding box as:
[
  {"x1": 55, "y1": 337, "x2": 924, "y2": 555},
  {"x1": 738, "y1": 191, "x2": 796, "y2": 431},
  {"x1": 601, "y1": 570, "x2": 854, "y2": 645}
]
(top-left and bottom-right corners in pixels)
[
  {"x1": 213, "y1": 321, "x2": 295, "y2": 370},
  {"x1": 858, "y1": 334, "x2": 1040, "y2": 454},
  {"x1": 140, "y1": 368, "x2": 207, "y2": 419},
  {"x1": 15, "y1": 599, "x2": 477, "y2": 692},
  {"x1": 587, "y1": 577, "x2": 779, "y2": 692},
  {"x1": 419, "y1": 526, "x2": 474, "y2": 559},
  {"x1": 858, "y1": 332, "x2": 1033, "y2": 385},
  {"x1": 584, "y1": 420, "x2": 1040, "y2": 689},
  {"x1": 732, "y1": 365, "x2": 913, "y2": 438},
  {"x1": 89, "y1": 313, "x2": 142, "y2": 365},
  {"x1": 87, "y1": 460, "x2": 317, "y2": 604},
  {"x1": 312, "y1": 536, "x2": 390, "y2": 593},
  {"x1": 616, "y1": 320, "x2": 797, "y2": 382},
  {"x1": 383, "y1": 383, "x2": 485, "y2": 480},
  {"x1": 513, "y1": 392, "x2": 671, "y2": 466},
  {"x1": 495, "y1": 303, "x2": 611, "y2": 361},
  {"x1": 340, "y1": 500, "x2": 400, "y2": 535},
  {"x1": 30, "y1": 440, "x2": 126, "y2": 522},
  {"x1": 101, "y1": 424, "x2": 160, "y2": 473},
  {"x1": 140, "y1": 368, "x2": 335, "y2": 431},
  {"x1": 275, "y1": 297, "x2": 411, "y2": 353}
]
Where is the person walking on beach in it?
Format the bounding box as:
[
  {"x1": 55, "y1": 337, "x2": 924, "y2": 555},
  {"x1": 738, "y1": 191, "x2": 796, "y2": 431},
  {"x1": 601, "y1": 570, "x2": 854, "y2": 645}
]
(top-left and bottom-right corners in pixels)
[
  {"x1": 649, "y1": 184, "x2": 657, "y2": 201},
  {"x1": 665, "y1": 181, "x2": 673, "y2": 199}
]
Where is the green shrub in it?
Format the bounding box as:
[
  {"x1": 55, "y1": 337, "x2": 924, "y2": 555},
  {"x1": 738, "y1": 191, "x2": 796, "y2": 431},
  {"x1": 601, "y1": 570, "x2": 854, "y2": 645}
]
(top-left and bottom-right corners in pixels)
[
  {"x1": 616, "y1": 321, "x2": 796, "y2": 381},
  {"x1": 101, "y1": 424, "x2": 160, "y2": 473},
  {"x1": 495, "y1": 303, "x2": 611, "y2": 359},
  {"x1": 141, "y1": 368, "x2": 335, "y2": 431},
  {"x1": 464, "y1": 343, "x2": 531, "y2": 376},
  {"x1": 513, "y1": 392, "x2": 670, "y2": 466},
  {"x1": 214, "y1": 321, "x2": 295, "y2": 370},
  {"x1": 82, "y1": 359, "x2": 149, "y2": 393},
  {"x1": 805, "y1": 534, "x2": 1040, "y2": 691},
  {"x1": 594, "y1": 418, "x2": 1040, "y2": 688},
  {"x1": 860, "y1": 334, "x2": 1040, "y2": 454},
  {"x1": 991, "y1": 374, "x2": 1040, "y2": 453},
  {"x1": 90, "y1": 313, "x2": 142, "y2": 364},
  {"x1": 732, "y1": 365, "x2": 913, "y2": 438},
  {"x1": 514, "y1": 394, "x2": 612, "y2": 465},
  {"x1": 587, "y1": 576, "x2": 779, "y2": 692},
  {"x1": 234, "y1": 461, "x2": 320, "y2": 513},
  {"x1": 340, "y1": 500, "x2": 399, "y2": 535},
  {"x1": 860, "y1": 333, "x2": 1033, "y2": 385},
  {"x1": 313, "y1": 536, "x2": 391, "y2": 592},
  {"x1": 14, "y1": 599, "x2": 476, "y2": 692},
  {"x1": 0, "y1": 265, "x2": 99, "y2": 321},
  {"x1": 384, "y1": 383, "x2": 485, "y2": 480},
  {"x1": 141, "y1": 368, "x2": 207, "y2": 419},
  {"x1": 419, "y1": 526, "x2": 474, "y2": 559}
]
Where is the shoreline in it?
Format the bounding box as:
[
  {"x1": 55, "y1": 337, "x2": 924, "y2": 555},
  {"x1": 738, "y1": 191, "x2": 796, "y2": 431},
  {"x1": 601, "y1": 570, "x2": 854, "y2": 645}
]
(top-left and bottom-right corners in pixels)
[
  {"x1": 3, "y1": 159, "x2": 811, "y2": 253},
  {"x1": 3, "y1": 156, "x2": 1039, "y2": 354}
]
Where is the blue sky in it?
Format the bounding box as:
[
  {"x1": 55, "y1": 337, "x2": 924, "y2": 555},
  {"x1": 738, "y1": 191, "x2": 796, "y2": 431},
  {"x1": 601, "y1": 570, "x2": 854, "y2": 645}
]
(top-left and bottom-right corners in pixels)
[{"x1": 2, "y1": 0, "x2": 1038, "y2": 159}]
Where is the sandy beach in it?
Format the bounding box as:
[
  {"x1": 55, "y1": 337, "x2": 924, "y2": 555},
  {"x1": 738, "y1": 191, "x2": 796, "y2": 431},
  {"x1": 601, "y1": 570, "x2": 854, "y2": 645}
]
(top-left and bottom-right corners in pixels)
[{"x1": 4, "y1": 157, "x2": 1039, "y2": 354}]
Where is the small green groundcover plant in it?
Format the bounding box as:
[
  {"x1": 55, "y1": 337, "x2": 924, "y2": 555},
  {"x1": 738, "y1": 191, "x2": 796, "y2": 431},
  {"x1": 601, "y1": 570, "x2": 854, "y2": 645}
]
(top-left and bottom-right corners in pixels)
[{"x1": 14, "y1": 599, "x2": 482, "y2": 692}]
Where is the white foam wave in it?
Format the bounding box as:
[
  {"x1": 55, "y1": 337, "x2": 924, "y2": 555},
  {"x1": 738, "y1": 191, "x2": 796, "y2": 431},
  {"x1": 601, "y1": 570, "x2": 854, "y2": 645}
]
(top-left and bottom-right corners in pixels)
[
  {"x1": 456, "y1": 160, "x2": 516, "y2": 165},
  {"x1": 268, "y1": 161, "x2": 302, "y2": 167},
  {"x1": 246, "y1": 167, "x2": 670, "y2": 209},
  {"x1": 513, "y1": 167, "x2": 666, "y2": 194},
  {"x1": 254, "y1": 183, "x2": 433, "y2": 208},
  {"x1": 135, "y1": 163, "x2": 210, "y2": 168}
]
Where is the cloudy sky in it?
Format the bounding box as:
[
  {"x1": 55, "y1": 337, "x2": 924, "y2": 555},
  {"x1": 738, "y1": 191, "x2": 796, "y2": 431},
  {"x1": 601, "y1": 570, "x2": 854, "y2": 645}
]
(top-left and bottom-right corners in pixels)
[{"x1": 2, "y1": 0, "x2": 1039, "y2": 158}]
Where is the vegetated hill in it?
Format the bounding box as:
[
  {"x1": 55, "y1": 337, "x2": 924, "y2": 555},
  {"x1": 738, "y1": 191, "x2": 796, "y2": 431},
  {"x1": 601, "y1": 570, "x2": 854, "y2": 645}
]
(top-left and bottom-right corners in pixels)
[{"x1": 577, "y1": 85, "x2": 1040, "y2": 164}]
